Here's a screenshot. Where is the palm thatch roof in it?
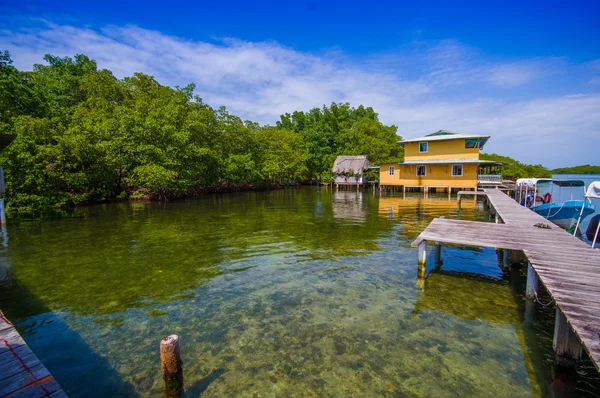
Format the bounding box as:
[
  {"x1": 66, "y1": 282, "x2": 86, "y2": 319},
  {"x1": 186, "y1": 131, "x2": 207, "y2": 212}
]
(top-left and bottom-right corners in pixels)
[{"x1": 332, "y1": 155, "x2": 370, "y2": 174}]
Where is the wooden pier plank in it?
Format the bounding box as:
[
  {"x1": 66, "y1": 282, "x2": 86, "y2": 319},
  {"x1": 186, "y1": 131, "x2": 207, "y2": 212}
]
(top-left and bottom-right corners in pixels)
[
  {"x1": 415, "y1": 188, "x2": 600, "y2": 370},
  {"x1": 0, "y1": 311, "x2": 66, "y2": 397}
]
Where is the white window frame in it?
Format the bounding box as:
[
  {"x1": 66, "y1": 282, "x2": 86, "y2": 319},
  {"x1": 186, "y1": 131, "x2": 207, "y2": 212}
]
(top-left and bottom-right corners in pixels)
[
  {"x1": 451, "y1": 164, "x2": 463, "y2": 177},
  {"x1": 419, "y1": 142, "x2": 428, "y2": 153},
  {"x1": 416, "y1": 165, "x2": 426, "y2": 177},
  {"x1": 388, "y1": 166, "x2": 395, "y2": 176}
]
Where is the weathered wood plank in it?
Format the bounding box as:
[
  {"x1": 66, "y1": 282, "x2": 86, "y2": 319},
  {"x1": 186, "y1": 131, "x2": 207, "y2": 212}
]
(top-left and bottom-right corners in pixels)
[
  {"x1": 0, "y1": 363, "x2": 51, "y2": 396},
  {"x1": 8, "y1": 376, "x2": 63, "y2": 398},
  {"x1": 0, "y1": 352, "x2": 40, "y2": 382},
  {"x1": 0, "y1": 312, "x2": 66, "y2": 397}
]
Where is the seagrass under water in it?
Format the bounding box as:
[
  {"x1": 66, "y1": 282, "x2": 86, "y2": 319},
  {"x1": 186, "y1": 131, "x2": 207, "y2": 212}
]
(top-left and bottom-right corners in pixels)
[{"x1": 0, "y1": 188, "x2": 599, "y2": 397}]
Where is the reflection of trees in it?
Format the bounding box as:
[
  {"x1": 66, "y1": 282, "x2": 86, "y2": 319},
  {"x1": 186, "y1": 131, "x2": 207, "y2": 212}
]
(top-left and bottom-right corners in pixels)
[{"x1": 2, "y1": 188, "x2": 394, "y2": 316}]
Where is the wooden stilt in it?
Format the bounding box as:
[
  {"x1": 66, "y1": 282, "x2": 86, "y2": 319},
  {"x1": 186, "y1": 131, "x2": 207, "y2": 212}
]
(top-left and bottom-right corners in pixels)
[
  {"x1": 553, "y1": 308, "x2": 583, "y2": 367},
  {"x1": 416, "y1": 239, "x2": 427, "y2": 266},
  {"x1": 161, "y1": 335, "x2": 183, "y2": 397},
  {"x1": 416, "y1": 263, "x2": 426, "y2": 290},
  {"x1": 503, "y1": 249, "x2": 511, "y2": 270},
  {"x1": 526, "y1": 263, "x2": 538, "y2": 298},
  {"x1": 523, "y1": 299, "x2": 535, "y2": 328},
  {"x1": 434, "y1": 242, "x2": 442, "y2": 268}
]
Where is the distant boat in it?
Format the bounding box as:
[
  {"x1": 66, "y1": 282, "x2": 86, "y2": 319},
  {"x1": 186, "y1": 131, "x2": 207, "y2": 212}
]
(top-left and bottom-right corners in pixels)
[{"x1": 516, "y1": 178, "x2": 596, "y2": 230}]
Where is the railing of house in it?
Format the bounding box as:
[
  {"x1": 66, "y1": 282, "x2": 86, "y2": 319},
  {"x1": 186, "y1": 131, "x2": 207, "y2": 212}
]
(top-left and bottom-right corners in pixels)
[
  {"x1": 477, "y1": 174, "x2": 503, "y2": 183},
  {"x1": 333, "y1": 175, "x2": 367, "y2": 184}
]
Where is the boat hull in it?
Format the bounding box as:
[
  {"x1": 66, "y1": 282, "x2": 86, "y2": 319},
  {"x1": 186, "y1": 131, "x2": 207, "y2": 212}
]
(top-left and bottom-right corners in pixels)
[{"x1": 532, "y1": 201, "x2": 596, "y2": 230}]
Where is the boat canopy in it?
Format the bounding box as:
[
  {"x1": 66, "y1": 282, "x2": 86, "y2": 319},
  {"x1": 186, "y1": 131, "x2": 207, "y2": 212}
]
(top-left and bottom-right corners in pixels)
[
  {"x1": 551, "y1": 180, "x2": 586, "y2": 187},
  {"x1": 516, "y1": 178, "x2": 585, "y2": 188},
  {"x1": 516, "y1": 178, "x2": 551, "y2": 188},
  {"x1": 585, "y1": 181, "x2": 600, "y2": 199}
]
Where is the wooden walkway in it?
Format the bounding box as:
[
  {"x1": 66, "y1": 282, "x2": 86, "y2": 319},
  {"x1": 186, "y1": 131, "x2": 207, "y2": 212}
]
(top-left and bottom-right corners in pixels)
[
  {"x1": 413, "y1": 188, "x2": 600, "y2": 370},
  {"x1": 0, "y1": 311, "x2": 66, "y2": 397}
]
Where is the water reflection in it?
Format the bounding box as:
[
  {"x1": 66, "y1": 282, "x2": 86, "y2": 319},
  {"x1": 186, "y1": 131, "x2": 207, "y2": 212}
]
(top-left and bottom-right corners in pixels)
[
  {"x1": 0, "y1": 188, "x2": 598, "y2": 396},
  {"x1": 332, "y1": 191, "x2": 367, "y2": 221}
]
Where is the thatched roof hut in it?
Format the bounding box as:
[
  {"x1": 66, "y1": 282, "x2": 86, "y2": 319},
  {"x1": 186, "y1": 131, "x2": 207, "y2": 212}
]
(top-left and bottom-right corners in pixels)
[{"x1": 331, "y1": 155, "x2": 370, "y2": 175}]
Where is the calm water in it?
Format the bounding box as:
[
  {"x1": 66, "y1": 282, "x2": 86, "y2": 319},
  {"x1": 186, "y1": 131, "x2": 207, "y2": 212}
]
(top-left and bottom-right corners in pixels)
[{"x1": 1, "y1": 188, "x2": 599, "y2": 397}]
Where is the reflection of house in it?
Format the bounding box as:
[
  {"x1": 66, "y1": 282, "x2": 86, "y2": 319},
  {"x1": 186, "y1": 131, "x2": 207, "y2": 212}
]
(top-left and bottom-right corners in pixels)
[
  {"x1": 377, "y1": 195, "x2": 476, "y2": 242},
  {"x1": 379, "y1": 131, "x2": 502, "y2": 193},
  {"x1": 332, "y1": 191, "x2": 366, "y2": 221},
  {"x1": 332, "y1": 155, "x2": 370, "y2": 186}
]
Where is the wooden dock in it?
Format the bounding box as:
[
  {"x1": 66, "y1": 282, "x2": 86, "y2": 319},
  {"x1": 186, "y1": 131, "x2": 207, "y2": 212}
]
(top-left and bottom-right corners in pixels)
[
  {"x1": 0, "y1": 311, "x2": 66, "y2": 397},
  {"x1": 413, "y1": 188, "x2": 600, "y2": 369}
]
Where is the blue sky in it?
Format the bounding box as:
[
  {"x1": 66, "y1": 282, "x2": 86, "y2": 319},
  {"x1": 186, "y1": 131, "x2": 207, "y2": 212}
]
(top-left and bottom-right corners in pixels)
[{"x1": 1, "y1": 0, "x2": 599, "y2": 167}]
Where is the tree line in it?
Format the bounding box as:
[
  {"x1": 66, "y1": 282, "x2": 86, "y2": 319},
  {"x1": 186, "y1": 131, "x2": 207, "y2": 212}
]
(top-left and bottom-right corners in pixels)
[
  {"x1": 2, "y1": 51, "x2": 596, "y2": 215},
  {"x1": 481, "y1": 153, "x2": 599, "y2": 180},
  {"x1": 0, "y1": 51, "x2": 401, "y2": 214}
]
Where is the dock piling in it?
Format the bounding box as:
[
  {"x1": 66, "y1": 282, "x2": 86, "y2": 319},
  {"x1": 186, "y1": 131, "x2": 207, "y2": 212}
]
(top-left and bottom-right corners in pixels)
[
  {"x1": 502, "y1": 249, "x2": 511, "y2": 270},
  {"x1": 525, "y1": 263, "x2": 539, "y2": 298},
  {"x1": 434, "y1": 242, "x2": 442, "y2": 267},
  {"x1": 553, "y1": 308, "x2": 583, "y2": 367},
  {"x1": 161, "y1": 334, "x2": 183, "y2": 397},
  {"x1": 417, "y1": 240, "x2": 427, "y2": 266}
]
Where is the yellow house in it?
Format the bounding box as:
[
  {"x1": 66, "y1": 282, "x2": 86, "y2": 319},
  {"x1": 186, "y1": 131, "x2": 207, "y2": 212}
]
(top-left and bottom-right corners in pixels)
[{"x1": 379, "y1": 130, "x2": 502, "y2": 192}]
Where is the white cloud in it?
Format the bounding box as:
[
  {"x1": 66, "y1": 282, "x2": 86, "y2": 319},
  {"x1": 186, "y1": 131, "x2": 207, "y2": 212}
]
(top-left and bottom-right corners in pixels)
[{"x1": 0, "y1": 19, "x2": 598, "y2": 168}]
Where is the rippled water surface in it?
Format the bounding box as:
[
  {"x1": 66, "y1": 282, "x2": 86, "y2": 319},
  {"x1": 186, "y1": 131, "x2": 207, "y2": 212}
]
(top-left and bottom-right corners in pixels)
[{"x1": 1, "y1": 188, "x2": 599, "y2": 397}]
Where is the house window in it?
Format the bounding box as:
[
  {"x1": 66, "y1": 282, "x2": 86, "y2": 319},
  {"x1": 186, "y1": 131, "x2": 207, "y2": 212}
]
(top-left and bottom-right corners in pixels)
[
  {"x1": 452, "y1": 164, "x2": 463, "y2": 176},
  {"x1": 388, "y1": 166, "x2": 395, "y2": 176},
  {"x1": 416, "y1": 165, "x2": 426, "y2": 176},
  {"x1": 465, "y1": 139, "x2": 480, "y2": 149},
  {"x1": 419, "y1": 142, "x2": 428, "y2": 153}
]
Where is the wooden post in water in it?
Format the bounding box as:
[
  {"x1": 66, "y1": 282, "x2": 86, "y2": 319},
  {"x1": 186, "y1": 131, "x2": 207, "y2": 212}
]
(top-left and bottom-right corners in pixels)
[
  {"x1": 523, "y1": 299, "x2": 536, "y2": 328},
  {"x1": 553, "y1": 308, "x2": 583, "y2": 367},
  {"x1": 161, "y1": 335, "x2": 183, "y2": 397},
  {"x1": 434, "y1": 242, "x2": 442, "y2": 268},
  {"x1": 526, "y1": 263, "x2": 539, "y2": 298},
  {"x1": 416, "y1": 262, "x2": 426, "y2": 290},
  {"x1": 417, "y1": 240, "x2": 427, "y2": 266},
  {"x1": 502, "y1": 249, "x2": 511, "y2": 270}
]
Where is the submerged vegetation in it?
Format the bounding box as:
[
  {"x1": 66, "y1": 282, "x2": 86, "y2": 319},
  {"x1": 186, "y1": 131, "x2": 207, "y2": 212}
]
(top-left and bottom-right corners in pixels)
[{"x1": 0, "y1": 51, "x2": 401, "y2": 214}]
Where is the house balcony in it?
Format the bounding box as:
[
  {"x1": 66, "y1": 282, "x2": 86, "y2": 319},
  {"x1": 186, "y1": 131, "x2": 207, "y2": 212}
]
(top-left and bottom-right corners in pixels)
[{"x1": 478, "y1": 175, "x2": 503, "y2": 184}]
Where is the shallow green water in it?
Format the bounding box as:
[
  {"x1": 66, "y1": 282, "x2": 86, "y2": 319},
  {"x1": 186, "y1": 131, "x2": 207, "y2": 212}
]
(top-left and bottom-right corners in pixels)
[{"x1": 1, "y1": 188, "x2": 599, "y2": 397}]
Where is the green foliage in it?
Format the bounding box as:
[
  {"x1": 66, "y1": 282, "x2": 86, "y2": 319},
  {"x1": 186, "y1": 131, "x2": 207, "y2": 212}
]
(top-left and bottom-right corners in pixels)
[
  {"x1": 277, "y1": 103, "x2": 402, "y2": 180},
  {"x1": 0, "y1": 52, "x2": 402, "y2": 214},
  {"x1": 480, "y1": 153, "x2": 551, "y2": 180},
  {"x1": 551, "y1": 165, "x2": 600, "y2": 175}
]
